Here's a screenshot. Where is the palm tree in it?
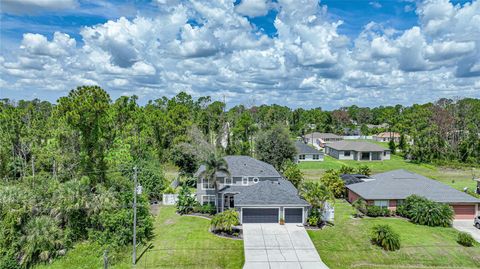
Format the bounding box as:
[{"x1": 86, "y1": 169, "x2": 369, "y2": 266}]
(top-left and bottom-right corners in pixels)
[
  {"x1": 199, "y1": 153, "x2": 229, "y2": 213},
  {"x1": 300, "y1": 181, "x2": 334, "y2": 221}
]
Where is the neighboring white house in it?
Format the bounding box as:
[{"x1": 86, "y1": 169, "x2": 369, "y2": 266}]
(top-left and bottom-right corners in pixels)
[
  {"x1": 325, "y1": 140, "x2": 390, "y2": 161},
  {"x1": 373, "y1": 132, "x2": 401, "y2": 143},
  {"x1": 294, "y1": 141, "x2": 324, "y2": 163},
  {"x1": 303, "y1": 132, "x2": 343, "y2": 148}
]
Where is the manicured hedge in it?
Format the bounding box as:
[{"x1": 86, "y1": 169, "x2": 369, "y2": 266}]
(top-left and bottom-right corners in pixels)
[{"x1": 366, "y1": 205, "x2": 391, "y2": 217}]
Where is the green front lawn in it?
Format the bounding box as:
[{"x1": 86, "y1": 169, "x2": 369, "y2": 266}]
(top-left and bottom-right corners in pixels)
[
  {"x1": 299, "y1": 155, "x2": 477, "y2": 191},
  {"x1": 138, "y1": 206, "x2": 244, "y2": 269},
  {"x1": 36, "y1": 206, "x2": 244, "y2": 269},
  {"x1": 308, "y1": 201, "x2": 480, "y2": 269}
]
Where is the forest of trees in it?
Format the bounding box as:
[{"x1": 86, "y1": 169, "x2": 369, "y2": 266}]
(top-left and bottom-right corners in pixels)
[{"x1": 1, "y1": 86, "x2": 479, "y2": 268}]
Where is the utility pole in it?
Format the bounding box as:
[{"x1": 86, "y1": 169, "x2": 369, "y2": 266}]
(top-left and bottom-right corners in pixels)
[
  {"x1": 103, "y1": 249, "x2": 108, "y2": 269},
  {"x1": 132, "y1": 166, "x2": 138, "y2": 266},
  {"x1": 31, "y1": 155, "x2": 35, "y2": 179}
]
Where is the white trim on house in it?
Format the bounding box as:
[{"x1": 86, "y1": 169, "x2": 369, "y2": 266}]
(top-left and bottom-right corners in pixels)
[
  {"x1": 240, "y1": 206, "x2": 281, "y2": 224},
  {"x1": 201, "y1": 178, "x2": 215, "y2": 190},
  {"x1": 201, "y1": 195, "x2": 217, "y2": 205},
  {"x1": 283, "y1": 207, "x2": 305, "y2": 224},
  {"x1": 242, "y1": 176, "x2": 249, "y2": 185},
  {"x1": 253, "y1": 177, "x2": 259, "y2": 183},
  {"x1": 224, "y1": 177, "x2": 233, "y2": 185}
]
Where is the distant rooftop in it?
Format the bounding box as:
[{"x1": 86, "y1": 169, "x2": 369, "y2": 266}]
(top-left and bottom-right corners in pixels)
[
  {"x1": 304, "y1": 132, "x2": 343, "y2": 139},
  {"x1": 294, "y1": 141, "x2": 322, "y2": 154},
  {"x1": 326, "y1": 140, "x2": 388, "y2": 152},
  {"x1": 375, "y1": 132, "x2": 400, "y2": 138},
  {"x1": 347, "y1": 169, "x2": 480, "y2": 203}
]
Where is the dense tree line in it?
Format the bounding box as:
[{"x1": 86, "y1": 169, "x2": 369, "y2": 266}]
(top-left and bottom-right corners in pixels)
[{"x1": 1, "y1": 86, "x2": 479, "y2": 267}]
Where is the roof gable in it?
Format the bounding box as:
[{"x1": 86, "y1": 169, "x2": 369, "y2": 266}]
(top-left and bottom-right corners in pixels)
[
  {"x1": 195, "y1": 155, "x2": 281, "y2": 178},
  {"x1": 234, "y1": 179, "x2": 309, "y2": 206}
]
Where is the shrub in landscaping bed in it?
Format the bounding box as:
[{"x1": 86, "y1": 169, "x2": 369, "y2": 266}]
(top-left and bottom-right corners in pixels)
[
  {"x1": 366, "y1": 205, "x2": 391, "y2": 217},
  {"x1": 398, "y1": 195, "x2": 453, "y2": 227},
  {"x1": 210, "y1": 209, "x2": 240, "y2": 235},
  {"x1": 352, "y1": 199, "x2": 367, "y2": 217},
  {"x1": 457, "y1": 232, "x2": 475, "y2": 247},
  {"x1": 200, "y1": 204, "x2": 216, "y2": 215},
  {"x1": 370, "y1": 225, "x2": 401, "y2": 251}
]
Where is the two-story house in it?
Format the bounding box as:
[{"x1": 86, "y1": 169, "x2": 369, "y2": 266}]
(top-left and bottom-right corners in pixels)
[{"x1": 195, "y1": 155, "x2": 309, "y2": 224}]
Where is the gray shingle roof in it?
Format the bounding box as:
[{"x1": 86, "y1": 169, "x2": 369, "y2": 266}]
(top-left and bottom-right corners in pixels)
[
  {"x1": 326, "y1": 140, "x2": 387, "y2": 152},
  {"x1": 347, "y1": 169, "x2": 480, "y2": 203},
  {"x1": 195, "y1": 155, "x2": 281, "y2": 178},
  {"x1": 234, "y1": 179, "x2": 309, "y2": 206},
  {"x1": 295, "y1": 141, "x2": 323, "y2": 155}
]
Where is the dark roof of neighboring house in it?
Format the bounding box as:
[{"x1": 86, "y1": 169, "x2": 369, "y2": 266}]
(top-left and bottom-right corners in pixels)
[
  {"x1": 340, "y1": 174, "x2": 371, "y2": 185},
  {"x1": 326, "y1": 140, "x2": 387, "y2": 152},
  {"x1": 295, "y1": 141, "x2": 323, "y2": 155},
  {"x1": 234, "y1": 179, "x2": 309, "y2": 206},
  {"x1": 195, "y1": 155, "x2": 281, "y2": 178},
  {"x1": 304, "y1": 132, "x2": 343, "y2": 139},
  {"x1": 347, "y1": 169, "x2": 480, "y2": 203}
]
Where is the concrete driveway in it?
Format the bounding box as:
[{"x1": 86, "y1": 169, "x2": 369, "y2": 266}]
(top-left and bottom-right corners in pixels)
[
  {"x1": 453, "y1": 220, "x2": 480, "y2": 242},
  {"x1": 242, "y1": 223, "x2": 329, "y2": 269}
]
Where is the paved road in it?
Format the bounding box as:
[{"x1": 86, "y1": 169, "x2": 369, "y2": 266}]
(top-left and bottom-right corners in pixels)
[
  {"x1": 242, "y1": 223, "x2": 329, "y2": 269},
  {"x1": 453, "y1": 220, "x2": 480, "y2": 242}
]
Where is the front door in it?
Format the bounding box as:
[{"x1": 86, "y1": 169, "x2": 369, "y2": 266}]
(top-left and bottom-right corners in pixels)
[{"x1": 224, "y1": 194, "x2": 234, "y2": 209}]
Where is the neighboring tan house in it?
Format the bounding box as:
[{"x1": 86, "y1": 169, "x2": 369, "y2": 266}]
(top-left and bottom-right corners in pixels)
[
  {"x1": 294, "y1": 141, "x2": 324, "y2": 163},
  {"x1": 373, "y1": 132, "x2": 401, "y2": 143},
  {"x1": 195, "y1": 156, "x2": 310, "y2": 224},
  {"x1": 325, "y1": 140, "x2": 390, "y2": 161},
  {"x1": 346, "y1": 169, "x2": 480, "y2": 220},
  {"x1": 303, "y1": 132, "x2": 343, "y2": 148}
]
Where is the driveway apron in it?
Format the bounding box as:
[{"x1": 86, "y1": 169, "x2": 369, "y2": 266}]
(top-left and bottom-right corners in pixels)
[
  {"x1": 453, "y1": 220, "x2": 480, "y2": 242},
  {"x1": 242, "y1": 223, "x2": 329, "y2": 269}
]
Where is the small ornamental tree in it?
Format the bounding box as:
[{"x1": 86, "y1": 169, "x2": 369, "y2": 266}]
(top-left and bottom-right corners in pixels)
[
  {"x1": 281, "y1": 160, "x2": 304, "y2": 188},
  {"x1": 370, "y1": 225, "x2": 401, "y2": 251},
  {"x1": 356, "y1": 165, "x2": 371, "y2": 176},
  {"x1": 339, "y1": 165, "x2": 355, "y2": 175},
  {"x1": 389, "y1": 139, "x2": 397, "y2": 154},
  {"x1": 300, "y1": 181, "x2": 334, "y2": 225},
  {"x1": 176, "y1": 184, "x2": 198, "y2": 214},
  {"x1": 399, "y1": 133, "x2": 407, "y2": 152},
  {"x1": 320, "y1": 170, "x2": 345, "y2": 198}
]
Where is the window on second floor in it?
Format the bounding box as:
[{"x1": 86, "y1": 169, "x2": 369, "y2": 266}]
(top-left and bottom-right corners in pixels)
[
  {"x1": 224, "y1": 177, "x2": 233, "y2": 185},
  {"x1": 201, "y1": 178, "x2": 215, "y2": 190}
]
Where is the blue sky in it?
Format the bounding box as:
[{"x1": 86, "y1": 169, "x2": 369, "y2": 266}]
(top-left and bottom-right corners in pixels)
[{"x1": 1, "y1": 0, "x2": 479, "y2": 109}]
